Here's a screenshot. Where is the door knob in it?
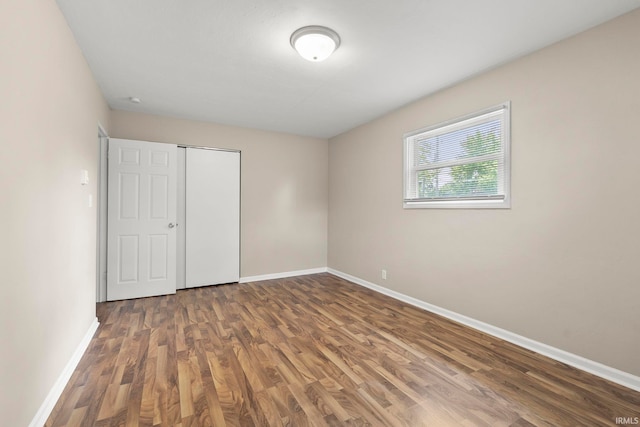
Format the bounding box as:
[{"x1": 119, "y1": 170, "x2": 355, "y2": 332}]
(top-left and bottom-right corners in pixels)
[{"x1": 168, "y1": 223, "x2": 175, "y2": 228}]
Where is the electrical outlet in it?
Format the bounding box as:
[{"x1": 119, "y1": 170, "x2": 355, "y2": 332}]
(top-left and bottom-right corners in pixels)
[{"x1": 381, "y1": 269, "x2": 387, "y2": 280}]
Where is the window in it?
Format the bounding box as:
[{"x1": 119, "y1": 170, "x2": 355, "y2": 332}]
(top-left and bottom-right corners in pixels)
[{"x1": 403, "y1": 102, "x2": 511, "y2": 209}]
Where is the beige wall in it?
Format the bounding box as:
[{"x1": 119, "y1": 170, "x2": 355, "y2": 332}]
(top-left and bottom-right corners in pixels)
[
  {"x1": 110, "y1": 111, "x2": 328, "y2": 278},
  {"x1": 0, "y1": 0, "x2": 111, "y2": 425},
  {"x1": 329, "y1": 9, "x2": 640, "y2": 376}
]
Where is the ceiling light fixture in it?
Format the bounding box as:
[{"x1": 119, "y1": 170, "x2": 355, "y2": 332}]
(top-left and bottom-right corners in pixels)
[{"x1": 290, "y1": 26, "x2": 340, "y2": 62}]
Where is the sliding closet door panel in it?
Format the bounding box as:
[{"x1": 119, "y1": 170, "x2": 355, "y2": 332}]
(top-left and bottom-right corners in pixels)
[
  {"x1": 186, "y1": 149, "x2": 240, "y2": 287},
  {"x1": 176, "y1": 147, "x2": 186, "y2": 289}
]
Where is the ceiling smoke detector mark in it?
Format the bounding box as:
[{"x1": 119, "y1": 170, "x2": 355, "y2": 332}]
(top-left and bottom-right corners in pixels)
[{"x1": 129, "y1": 97, "x2": 142, "y2": 104}]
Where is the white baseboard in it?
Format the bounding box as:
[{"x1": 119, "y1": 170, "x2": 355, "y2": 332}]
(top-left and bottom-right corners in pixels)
[
  {"x1": 29, "y1": 317, "x2": 100, "y2": 427},
  {"x1": 327, "y1": 268, "x2": 640, "y2": 392},
  {"x1": 239, "y1": 267, "x2": 328, "y2": 283}
]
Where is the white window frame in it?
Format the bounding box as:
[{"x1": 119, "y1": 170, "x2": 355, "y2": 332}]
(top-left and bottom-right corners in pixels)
[{"x1": 403, "y1": 102, "x2": 511, "y2": 209}]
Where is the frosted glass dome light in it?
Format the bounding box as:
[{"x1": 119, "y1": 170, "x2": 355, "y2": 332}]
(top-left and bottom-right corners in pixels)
[{"x1": 290, "y1": 26, "x2": 341, "y2": 62}]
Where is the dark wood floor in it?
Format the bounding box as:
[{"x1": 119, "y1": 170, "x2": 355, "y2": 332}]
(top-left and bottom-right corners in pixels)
[{"x1": 46, "y1": 273, "x2": 639, "y2": 426}]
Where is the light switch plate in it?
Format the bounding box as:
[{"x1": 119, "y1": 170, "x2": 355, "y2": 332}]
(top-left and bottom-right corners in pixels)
[{"x1": 80, "y1": 169, "x2": 89, "y2": 185}]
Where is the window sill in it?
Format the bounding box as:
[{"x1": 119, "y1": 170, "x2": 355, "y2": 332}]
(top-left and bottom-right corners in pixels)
[{"x1": 403, "y1": 198, "x2": 510, "y2": 209}]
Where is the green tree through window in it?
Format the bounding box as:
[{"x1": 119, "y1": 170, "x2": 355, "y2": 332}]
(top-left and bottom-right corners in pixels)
[{"x1": 417, "y1": 130, "x2": 499, "y2": 199}]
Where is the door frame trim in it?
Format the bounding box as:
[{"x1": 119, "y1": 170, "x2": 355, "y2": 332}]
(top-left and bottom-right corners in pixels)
[{"x1": 96, "y1": 124, "x2": 108, "y2": 303}]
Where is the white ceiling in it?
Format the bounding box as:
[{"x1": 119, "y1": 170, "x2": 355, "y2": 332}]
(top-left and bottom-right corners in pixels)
[{"x1": 56, "y1": 0, "x2": 640, "y2": 139}]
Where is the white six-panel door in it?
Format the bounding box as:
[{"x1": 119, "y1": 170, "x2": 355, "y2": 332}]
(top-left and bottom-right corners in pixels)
[{"x1": 107, "y1": 139, "x2": 177, "y2": 300}]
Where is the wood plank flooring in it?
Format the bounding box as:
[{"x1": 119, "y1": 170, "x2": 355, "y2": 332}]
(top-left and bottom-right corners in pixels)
[{"x1": 45, "y1": 273, "x2": 640, "y2": 426}]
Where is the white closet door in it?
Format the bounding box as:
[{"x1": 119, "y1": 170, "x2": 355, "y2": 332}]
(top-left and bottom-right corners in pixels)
[
  {"x1": 176, "y1": 147, "x2": 186, "y2": 289},
  {"x1": 186, "y1": 149, "x2": 240, "y2": 287}
]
